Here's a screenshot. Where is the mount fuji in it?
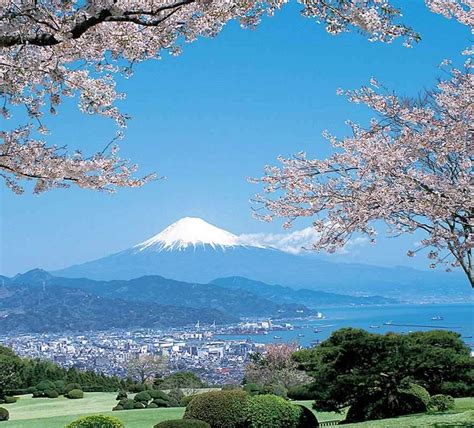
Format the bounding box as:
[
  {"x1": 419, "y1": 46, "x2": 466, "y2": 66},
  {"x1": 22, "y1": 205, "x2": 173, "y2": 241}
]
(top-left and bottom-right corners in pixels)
[{"x1": 54, "y1": 217, "x2": 468, "y2": 300}]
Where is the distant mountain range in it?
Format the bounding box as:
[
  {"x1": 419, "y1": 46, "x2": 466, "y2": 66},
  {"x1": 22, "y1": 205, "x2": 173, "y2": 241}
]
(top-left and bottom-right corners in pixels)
[
  {"x1": 53, "y1": 217, "x2": 470, "y2": 302},
  {"x1": 211, "y1": 277, "x2": 396, "y2": 306},
  {"x1": 0, "y1": 281, "x2": 237, "y2": 333},
  {"x1": 0, "y1": 268, "x2": 397, "y2": 333}
]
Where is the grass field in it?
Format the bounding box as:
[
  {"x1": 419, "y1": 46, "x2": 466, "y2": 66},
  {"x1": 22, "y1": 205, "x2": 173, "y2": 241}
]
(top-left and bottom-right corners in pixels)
[{"x1": 1, "y1": 393, "x2": 473, "y2": 427}]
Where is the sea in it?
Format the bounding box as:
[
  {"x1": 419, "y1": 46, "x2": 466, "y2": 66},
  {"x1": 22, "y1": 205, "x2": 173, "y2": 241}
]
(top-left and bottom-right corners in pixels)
[{"x1": 216, "y1": 303, "x2": 474, "y2": 350}]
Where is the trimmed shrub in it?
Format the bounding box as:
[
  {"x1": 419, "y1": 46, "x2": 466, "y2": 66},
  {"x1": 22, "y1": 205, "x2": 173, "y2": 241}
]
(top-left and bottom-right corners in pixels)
[
  {"x1": 184, "y1": 390, "x2": 248, "y2": 428},
  {"x1": 246, "y1": 394, "x2": 301, "y2": 428},
  {"x1": 403, "y1": 383, "x2": 430, "y2": 407},
  {"x1": 180, "y1": 395, "x2": 196, "y2": 407},
  {"x1": 4, "y1": 396, "x2": 17, "y2": 404},
  {"x1": 295, "y1": 404, "x2": 319, "y2": 428},
  {"x1": 65, "y1": 383, "x2": 82, "y2": 394},
  {"x1": 134, "y1": 401, "x2": 146, "y2": 409},
  {"x1": 287, "y1": 385, "x2": 314, "y2": 401},
  {"x1": 168, "y1": 389, "x2": 185, "y2": 407},
  {"x1": 134, "y1": 391, "x2": 152, "y2": 403},
  {"x1": 121, "y1": 399, "x2": 135, "y2": 410},
  {"x1": 149, "y1": 390, "x2": 170, "y2": 401},
  {"x1": 153, "y1": 398, "x2": 170, "y2": 408},
  {"x1": 65, "y1": 414, "x2": 124, "y2": 428},
  {"x1": 154, "y1": 420, "x2": 211, "y2": 428},
  {"x1": 66, "y1": 389, "x2": 84, "y2": 399},
  {"x1": 45, "y1": 390, "x2": 59, "y2": 399},
  {"x1": 116, "y1": 390, "x2": 127, "y2": 400},
  {"x1": 112, "y1": 405, "x2": 123, "y2": 411},
  {"x1": 429, "y1": 394, "x2": 456, "y2": 412},
  {"x1": 0, "y1": 408, "x2": 9, "y2": 422},
  {"x1": 148, "y1": 402, "x2": 159, "y2": 409}
]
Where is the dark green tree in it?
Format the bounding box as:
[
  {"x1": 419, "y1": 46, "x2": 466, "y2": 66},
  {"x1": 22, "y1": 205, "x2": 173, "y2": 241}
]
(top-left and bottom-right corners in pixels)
[
  {"x1": 0, "y1": 346, "x2": 22, "y2": 398},
  {"x1": 293, "y1": 328, "x2": 473, "y2": 423}
]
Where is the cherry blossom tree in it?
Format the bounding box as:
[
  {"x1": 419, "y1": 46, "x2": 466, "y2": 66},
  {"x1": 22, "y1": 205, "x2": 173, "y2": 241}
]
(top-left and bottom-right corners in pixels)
[
  {"x1": 253, "y1": 61, "x2": 473, "y2": 285},
  {"x1": 0, "y1": 0, "x2": 419, "y2": 194},
  {"x1": 245, "y1": 342, "x2": 311, "y2": 389}
]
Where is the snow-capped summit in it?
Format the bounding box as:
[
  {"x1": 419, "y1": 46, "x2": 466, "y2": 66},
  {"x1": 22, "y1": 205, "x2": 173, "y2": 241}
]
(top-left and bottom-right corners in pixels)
[{"x1": 135, "y1": 217, "x2": 243, "y2": 251}]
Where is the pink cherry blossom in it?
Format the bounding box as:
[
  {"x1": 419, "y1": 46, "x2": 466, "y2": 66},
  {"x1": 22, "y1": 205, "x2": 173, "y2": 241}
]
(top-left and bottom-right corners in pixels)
[
  {"x1": 0, "y1": 0, "x2": 418, "y2": 193},
  {"x1": 253, "y1": 62, "x2": 473, "y2": 286}
]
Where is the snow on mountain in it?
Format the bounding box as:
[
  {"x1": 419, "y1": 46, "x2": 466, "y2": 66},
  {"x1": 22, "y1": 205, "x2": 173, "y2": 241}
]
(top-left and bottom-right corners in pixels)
[{"x1": 134, "y1": 217, "x2": 246, "y2": 252}]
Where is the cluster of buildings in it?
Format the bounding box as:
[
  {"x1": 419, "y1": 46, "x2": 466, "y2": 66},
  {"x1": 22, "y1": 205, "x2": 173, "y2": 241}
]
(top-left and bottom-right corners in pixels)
[{"x1": 0, "y1": 322, "x2": 295, "y2": 385}]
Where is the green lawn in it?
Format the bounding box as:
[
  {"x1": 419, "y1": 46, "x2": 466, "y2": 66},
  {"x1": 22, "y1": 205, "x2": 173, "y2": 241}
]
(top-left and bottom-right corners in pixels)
[
  {"x1": 1, "y1": 394, "x2": 473, "y2": 427},
  {"x1": 1, "y1": 393, "x2": 184, "y2": 428}
]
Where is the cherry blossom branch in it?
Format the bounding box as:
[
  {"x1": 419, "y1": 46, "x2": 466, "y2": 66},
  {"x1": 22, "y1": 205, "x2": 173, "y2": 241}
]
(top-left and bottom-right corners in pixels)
[
  {"x1": 253, "y1": 66, "x2": 474, "y2": 287},
  {"x1": 0, "y1": 127, "x2": 155, "y2": 194}
]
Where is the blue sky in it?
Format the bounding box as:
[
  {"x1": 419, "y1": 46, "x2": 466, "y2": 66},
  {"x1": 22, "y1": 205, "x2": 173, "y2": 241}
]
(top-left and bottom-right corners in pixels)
[{"x1": 0, "y1": 2, "x2": 471, "y2": 276}]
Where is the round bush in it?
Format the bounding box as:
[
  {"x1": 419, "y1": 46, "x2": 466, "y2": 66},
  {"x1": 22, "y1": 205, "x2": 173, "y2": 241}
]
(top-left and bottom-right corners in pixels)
[
  {"x1": 116, "y1": 390, "x2": 127, "y2": 400},
  {"x1": 134, "y1": 401, "x2": 146, "y2": 409},
  {"x1": 153, "y1": 398, "x2": 170, "y2": 407},
  {"x1": 246, "y1": 394, "x2": 301, "y2": 428},
  {"x1": 429, "y1": 394, "x2": 456, "y2": 411},
  {"x1": 134, "y1": 391, "x2": 152, "y2": 403},
  {"x1": 65, "y1": 414, "x2": 124, "y2": 428},
  {"x1": 148, "y1": 402, "x2": 159, "y2": 409},
  {"x1": 112, "y1": 404, "x2": 123, "y2": 411},
  {"x1": 0, "y1": 407, "x2": 9, "y2": 422},
  {"x1": 4, "y1": 396, "x2": 17, "y2": 404},
  {"x1": 154, "y1": 420, "x2": 211, "y2": 428},
  {"x1": 149, "y1": 390, "x2": 170, "y2": 401},
  {"x1": 121, "y1": 399, "x2": 135, "y2": 410},
  {"x1": 65, "y1": 383, "x2": 82, "y2": 394},
  {"x1": 67, "y1": 389, "x2": 84, "y2": 399},
  {"x1": 184, "y1": 390, "x2": 248, "y2": 428},
  {"x1": 45, "y1": 389, "x2": 59, "y2": 399}
]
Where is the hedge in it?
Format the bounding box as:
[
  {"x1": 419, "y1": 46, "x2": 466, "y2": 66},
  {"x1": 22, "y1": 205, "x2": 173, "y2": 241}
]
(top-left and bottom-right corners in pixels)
[
  {"x1": 245, "y1": 394, "x2": 301, "y2": 428},
  {"x1": 154, "y1": 420, "x2": 211, "y2": 428},
  {"x1": 65, "y1": 414, "x2": 124, "y2": 428},
  {"x1": 184, "y1": 390, "x2": 248, "y2": 428}
]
